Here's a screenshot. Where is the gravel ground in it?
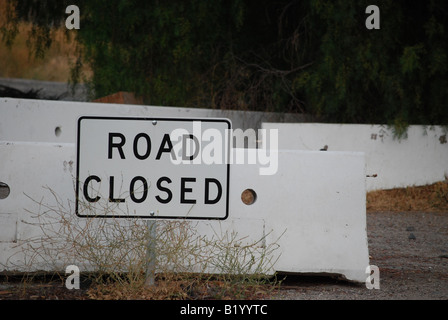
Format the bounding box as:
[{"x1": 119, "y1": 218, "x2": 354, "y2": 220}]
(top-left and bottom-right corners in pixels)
[{"x1": 274, "y1": 210, "x2": 448, "y2": 300}]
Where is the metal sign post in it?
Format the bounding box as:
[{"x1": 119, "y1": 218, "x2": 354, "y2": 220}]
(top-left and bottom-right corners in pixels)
[{"x1": 145, "y1": 219, "x2": 157, "y2": 287}]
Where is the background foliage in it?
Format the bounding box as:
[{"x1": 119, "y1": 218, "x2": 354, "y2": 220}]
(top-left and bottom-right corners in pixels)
[{"x1": 1, "y1": 0, "x2": 447, "y2": 131}]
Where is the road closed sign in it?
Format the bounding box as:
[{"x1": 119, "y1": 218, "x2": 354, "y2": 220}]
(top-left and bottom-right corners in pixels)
[{"x1": 76, "y1": 116, "x2": 231, "y2": 219}]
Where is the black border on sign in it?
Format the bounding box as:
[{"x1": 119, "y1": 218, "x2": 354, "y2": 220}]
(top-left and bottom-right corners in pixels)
[{"x1": 75, "y1": 116, "x2": 231, "y2": 220}]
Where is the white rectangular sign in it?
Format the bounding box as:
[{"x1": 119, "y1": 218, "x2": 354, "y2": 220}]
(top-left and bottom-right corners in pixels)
[{"x1": 76, "y1": 116, "x2": 231, "y2": 219}]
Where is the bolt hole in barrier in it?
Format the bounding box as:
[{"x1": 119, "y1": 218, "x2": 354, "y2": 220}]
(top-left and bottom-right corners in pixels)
[
  {"x1": 241, "y1": 189, "x2": 257, "y2": 205},
  {"x1": 55, "y1": 126, "x2": 62, "y2": 137},
  {"x1": 0, "y1": 182, "x2": 10, "y2": 199}
]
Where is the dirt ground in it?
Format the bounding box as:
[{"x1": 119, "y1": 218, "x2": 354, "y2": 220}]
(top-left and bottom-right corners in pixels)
[{"x1": 1, "y1": 210, "x2": 447, "y2": 300}]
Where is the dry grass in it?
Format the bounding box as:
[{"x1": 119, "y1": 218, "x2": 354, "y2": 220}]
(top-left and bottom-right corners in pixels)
[
  {"x1": 6, "y1": 185, "x2": 282, "y2": 300},
  {"x1": 367, "y1": 181, "x2": 448, "y2": 212},
  {"x1": 87, "y1": 274, "x2": 277, "y2": 300}
]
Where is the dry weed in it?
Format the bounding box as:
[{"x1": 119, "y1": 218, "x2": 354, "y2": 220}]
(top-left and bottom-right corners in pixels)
[
  {"x1": 6, "y1": 184, "x2": 281, "y2": 300},
  {"x1": 367, "y1": 181, "x2": 448, "y2": 212}
]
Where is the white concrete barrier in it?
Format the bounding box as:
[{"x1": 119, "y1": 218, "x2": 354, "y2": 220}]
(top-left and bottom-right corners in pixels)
[
  {"x1": 262, "y1": 123, "x2": 448, "y2": 191},
  {"x1": 231, "y1": 149, "x2": 369, "y2": 281},
  {"x1": 0, "y1": 97, "x2": 303, "y2": 147},
  {"x1": 0, "y1": 98, "x2": 369, "y2": 282}
]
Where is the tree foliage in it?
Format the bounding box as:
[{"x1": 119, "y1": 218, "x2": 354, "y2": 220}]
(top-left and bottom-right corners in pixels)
[
  {"x1": 294, "y1": 0, "x2": 448, "y2": 133},
  {"x1": 1, "y1": 0, "x2": 447, "y2": 130}
]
